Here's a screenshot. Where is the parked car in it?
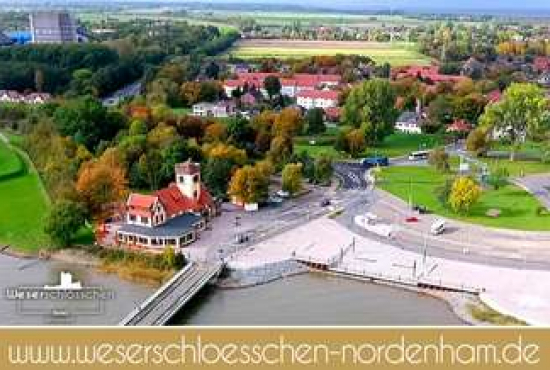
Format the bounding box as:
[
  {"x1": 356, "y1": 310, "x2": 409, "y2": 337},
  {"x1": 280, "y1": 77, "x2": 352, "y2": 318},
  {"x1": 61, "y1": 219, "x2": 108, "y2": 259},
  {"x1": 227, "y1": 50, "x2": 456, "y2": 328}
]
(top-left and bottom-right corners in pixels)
[
  {"x1": 361, "y1": 156, "x2": 389, "y2": 168},
  {"x1": 276, "y1": 190, "x2": 290, "y2": 198},
  {"x1": 431, "y1": 219, "x2": 447, "y2": 235},
  {"x1": 413, "y1": 205, "x2": 429, "y2": 214},
  {"x1": 320, "y1": 199, "x2": 331, "y2": 207}
]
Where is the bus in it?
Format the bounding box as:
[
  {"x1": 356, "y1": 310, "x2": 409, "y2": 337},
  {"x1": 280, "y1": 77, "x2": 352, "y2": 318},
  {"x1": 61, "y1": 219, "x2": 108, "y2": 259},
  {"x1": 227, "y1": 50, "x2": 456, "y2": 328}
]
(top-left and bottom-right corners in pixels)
[{"x1": 408, "y1": 150, "x2": 430, "y2": 161}]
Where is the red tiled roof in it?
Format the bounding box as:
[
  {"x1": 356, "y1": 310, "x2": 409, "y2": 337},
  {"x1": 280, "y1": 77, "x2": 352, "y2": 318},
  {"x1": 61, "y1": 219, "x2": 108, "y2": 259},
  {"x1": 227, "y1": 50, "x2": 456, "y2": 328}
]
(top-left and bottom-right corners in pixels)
[
  {"x1": 156, "y1": 185, "x2": 196, "y2": 218},
  {"x1": 534, "y1": 57, "x2": 550, "y2": 72},
  {"x1": 224, "y1": 73, "x2": 342, "y2": 90},
  {"x1": 324, "y1": 106, "x2": 341, "y2": 118},
  {"x1": 486, "y1": 89, "x2": 502, "y2": 104},
  {"x1": 155, "y1": 184, "x2": 214, "y2": 218},
  {"x1": 127, "y1": 194, "x2": 157, "y2": 209},
  {"x1": 297, "y1": 90, "x2": 340, "y2": 100},
  {"x1": 446, "y1": 119, "x2": 472, "y2": 133},
  {"x1": 393, "y1": 65, "x2": 465, "y2": 83}
]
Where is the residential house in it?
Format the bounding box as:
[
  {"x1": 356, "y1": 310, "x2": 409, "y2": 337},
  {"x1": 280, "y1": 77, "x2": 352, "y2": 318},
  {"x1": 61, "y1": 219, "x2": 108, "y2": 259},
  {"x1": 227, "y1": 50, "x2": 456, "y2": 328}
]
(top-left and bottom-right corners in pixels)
[
  {"x1": 324, "y1": 107, "x2": 341, "y2": 122},
  {"x1": 296, "y1": 90, "x2": 339, "y2": 110},
  {"x1": 116, "y1": 161, "x2": 217, "y2": 252},
  {"x1": 486, "y1": 90, "x2": 502, "y2": 105},
  {"x1": 446, "y1": 119, "x2": 472, "y2": 135},
  {"x1": 223, "y1": 72, "x2": 342, "y2": 99},
  {"x1": 395, "y1": 111, "x2": 422, "y2": 134},
  {"x1": 0, "y1": 90, "x2": 52, "y2": 104},
  {"x1": 241, "y1": 92, "x2": 259, "y2": 106},
  {"x1": 461, "y1": 57, "x2": 484, "y2": 79},
  {"x1": 192, "y1": 101, "x2": 236, "y2": 118},
  {"x1": 393, "y1": 65, "x2": 466, "y2": 84},
  {"x1": 537, "y1": 72, "x2": 550, "y2": 87},
  {"x1": 534, "y1": 56, "x2": 550, "y2": 72}
]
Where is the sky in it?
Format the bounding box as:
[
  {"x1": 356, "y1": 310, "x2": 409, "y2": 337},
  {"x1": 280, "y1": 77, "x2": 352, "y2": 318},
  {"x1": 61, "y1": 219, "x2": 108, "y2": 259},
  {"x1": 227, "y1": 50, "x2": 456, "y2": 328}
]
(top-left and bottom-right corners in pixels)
[
  {"x1": 206, "y1": 0, "x2": 550, "y2": 10},
  {"x1": 1, "y1": 0, "x2": 550, "y2": 12}
]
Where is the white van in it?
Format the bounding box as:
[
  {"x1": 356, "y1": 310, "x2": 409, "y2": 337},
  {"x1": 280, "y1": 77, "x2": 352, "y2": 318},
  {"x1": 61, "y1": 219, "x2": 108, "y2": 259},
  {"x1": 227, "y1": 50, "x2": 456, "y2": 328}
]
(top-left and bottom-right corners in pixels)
[{"x1": 408, "y1": 150, "x2": 430, "y2": 161}]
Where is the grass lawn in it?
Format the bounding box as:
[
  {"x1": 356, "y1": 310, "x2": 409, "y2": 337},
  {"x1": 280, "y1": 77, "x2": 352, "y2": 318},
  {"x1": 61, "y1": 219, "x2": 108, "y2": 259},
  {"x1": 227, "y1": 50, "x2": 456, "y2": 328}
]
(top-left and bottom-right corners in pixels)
[
  {"x1": 226, "y1": 40, "x2": 432, "y2": 66},
  {"x1": 377, "y1": 165, "x2": 550, "y2": 231},
  {"x1": 294, "y1": 143, "x2": 342, "y2": 158},
  {"x1": 293, "y1": 132, "x2": 444, "y2": 160},
  {"x1": 171, "y1": 107, "x2": 191, "y2": 116},
  {"x1": 480, "y1": 158, "x2": 550, "y2": 177},
  {"x1": 364, "y1": 133, "x2": 444, "y2": 158},
  {"x1": 0, "y1": 138, "x2": 23, "y2": 177},
  {"x1": 0, "y1": 140, "x2": 50, "y2": 251}
]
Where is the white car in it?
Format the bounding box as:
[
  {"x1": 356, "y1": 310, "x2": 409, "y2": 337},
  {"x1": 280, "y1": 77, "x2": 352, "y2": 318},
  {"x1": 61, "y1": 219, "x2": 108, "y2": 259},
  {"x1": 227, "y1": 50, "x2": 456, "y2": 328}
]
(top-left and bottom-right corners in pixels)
[
  {"x1": 430, "y1": 219, "x2": 447, "y2": 235},
  {"x1": 276, "y1": 190, "x2": 290, "y2": 198}
]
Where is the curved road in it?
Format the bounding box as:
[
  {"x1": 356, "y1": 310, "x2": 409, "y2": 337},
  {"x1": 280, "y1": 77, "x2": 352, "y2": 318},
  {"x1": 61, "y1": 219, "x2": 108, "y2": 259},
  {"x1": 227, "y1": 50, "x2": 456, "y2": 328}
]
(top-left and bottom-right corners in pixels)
[{"x1": 332, "y1": 159, "x2": 550, "y2": 270}]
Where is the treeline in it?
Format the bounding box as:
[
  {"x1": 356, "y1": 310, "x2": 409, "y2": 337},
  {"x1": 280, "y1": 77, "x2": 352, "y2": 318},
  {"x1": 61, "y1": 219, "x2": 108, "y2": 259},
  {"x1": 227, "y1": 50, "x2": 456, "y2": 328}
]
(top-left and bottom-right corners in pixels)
[{"x1": 0, "y1": 22, "x2": 239, "y2": 97}]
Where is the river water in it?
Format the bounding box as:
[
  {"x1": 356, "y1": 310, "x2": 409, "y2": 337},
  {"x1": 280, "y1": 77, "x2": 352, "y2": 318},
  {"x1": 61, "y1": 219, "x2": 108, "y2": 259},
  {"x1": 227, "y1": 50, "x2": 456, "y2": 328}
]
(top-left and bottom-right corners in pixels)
[
  {"x1": 0, "y1": 254, "x2": 463, "y2": 326},
  {"x1": 0, "y1": 254, "x2": 153, "y2": 325},
  {"x1": 172, "y1": 274, "x2": 464, "y2": 326}
]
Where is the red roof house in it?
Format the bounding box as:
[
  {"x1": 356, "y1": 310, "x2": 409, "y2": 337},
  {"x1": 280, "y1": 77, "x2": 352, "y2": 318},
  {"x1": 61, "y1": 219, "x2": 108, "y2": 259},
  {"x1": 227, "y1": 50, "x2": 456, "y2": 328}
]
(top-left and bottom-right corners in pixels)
[
  {"x1": 117, "y1": 161, "x2": 217, "y2": 251},
  {"x1": 446, "y1": 119, "x2": 473, "y2": 134}
]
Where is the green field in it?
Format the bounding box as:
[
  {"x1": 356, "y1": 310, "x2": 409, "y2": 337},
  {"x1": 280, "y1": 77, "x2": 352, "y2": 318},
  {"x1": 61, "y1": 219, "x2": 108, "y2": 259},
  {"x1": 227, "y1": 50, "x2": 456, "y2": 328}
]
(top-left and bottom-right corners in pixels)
[
  {"x1": 377, "y1": 165, "x2": 550, "y2": 231},
  {"x1": 0, "y1": 139, "x2": 50, "y2": 251},
  {"x1": 365, "y1": 133, "x2": 444, "y2": 158},
  {"x1": 295, "y1": 132, "x2": 443, "y2": 159},
  {"x1": 227, "y1": 40, "x2": 432, "y2": 66},
  {"x1": 0, "y1": 138, "x2": 22, "y2": 178}
]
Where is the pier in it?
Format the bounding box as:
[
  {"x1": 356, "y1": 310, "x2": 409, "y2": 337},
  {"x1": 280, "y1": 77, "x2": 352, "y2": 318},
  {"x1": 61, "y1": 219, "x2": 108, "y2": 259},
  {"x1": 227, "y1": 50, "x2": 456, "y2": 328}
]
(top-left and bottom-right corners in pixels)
[{"x1": 120, "y1": 262, "x2": 224, "y2": 326}]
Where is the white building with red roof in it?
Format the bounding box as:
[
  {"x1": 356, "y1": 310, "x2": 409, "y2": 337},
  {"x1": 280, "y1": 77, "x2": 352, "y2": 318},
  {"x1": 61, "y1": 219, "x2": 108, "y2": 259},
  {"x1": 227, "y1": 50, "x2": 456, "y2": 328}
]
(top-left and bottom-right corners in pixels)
[
  {"x1": 296, "y1": 90, "x2": 340, "y2": 110},
  {"x1": 223, "y1": 72, "x2": 342, "y2": 98},
  {"x1": 116, "y1": 161, "x2": 217, "y2": 252}
]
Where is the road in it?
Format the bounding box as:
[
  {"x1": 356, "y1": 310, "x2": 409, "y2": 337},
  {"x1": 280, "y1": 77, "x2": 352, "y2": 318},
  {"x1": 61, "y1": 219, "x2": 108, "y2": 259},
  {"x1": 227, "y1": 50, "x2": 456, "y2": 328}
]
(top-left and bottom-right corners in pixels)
[
  {"x1": 333, "y1": 162, "x2": 369, "y2": 189},
  {"x1": 102, "y1": 80, "x2": 142, "y2": 106},
  {"x1": 331, "y1": 157, "x2": 550, "y2": 270},
  {"x1": 513, "y1": 174, "x2": 550, "y2": 210}
]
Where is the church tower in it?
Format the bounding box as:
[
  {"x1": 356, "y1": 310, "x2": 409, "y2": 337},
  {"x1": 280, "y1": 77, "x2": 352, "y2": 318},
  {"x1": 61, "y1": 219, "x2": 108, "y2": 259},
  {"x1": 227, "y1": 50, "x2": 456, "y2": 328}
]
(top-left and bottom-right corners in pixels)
[{"x1": 175, "y1": 161, "x2": 201, "y2": 200}]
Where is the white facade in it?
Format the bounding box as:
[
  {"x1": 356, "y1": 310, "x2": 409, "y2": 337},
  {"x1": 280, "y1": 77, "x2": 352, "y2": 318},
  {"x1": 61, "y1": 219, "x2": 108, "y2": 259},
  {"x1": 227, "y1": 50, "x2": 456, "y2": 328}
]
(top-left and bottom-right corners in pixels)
[
  {"x1": 296, "y1": 94, "x2": 338, "y2": 110},
  {"x1": 395, "y1": 112, "x2": 422, "y2": 134}
]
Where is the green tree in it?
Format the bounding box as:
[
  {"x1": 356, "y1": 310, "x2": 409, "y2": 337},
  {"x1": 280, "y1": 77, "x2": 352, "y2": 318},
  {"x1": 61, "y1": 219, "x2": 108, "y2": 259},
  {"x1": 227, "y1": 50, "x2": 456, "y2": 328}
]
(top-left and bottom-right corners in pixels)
[
  {"x1": 449, "y1": 177, "x2": 482, "y2": 215},
  {"x1": 314, "y1": 155, "x2": 334, "y2": 185},
  {"x1": 203, "y1": 157, "x2": 237, "y2": 199},
  {"x1": 228, "y1": 164, "x2": 269, "y2": 204},
  {"x1": 304, "y1": 108, "x2": 326, "y2": 135},
  {"x1": 282, "y1": 163, "x2": 303, "y2": 196},
  {"x1": 346, "y1": 128, "x2": 366, "y2": 157},
  {"x1": 53, "y1": 96, "x2": 124, "y2": 151},
  {"x1": 44, "y1": 200, "x2": 88, "y2": 247},
  {"x1": 341, "y1": 79, "x2": 397, "y2": 144},
  {"x1": 487, "y1": 167, "x2": 509, "y2": 190},
  {"x1": 479, "y1": 83, "x2": 550, "y2": 161},
  {"x1": 263, "y1": 75, "x2": 282, "y2": 101},
  {"x1": 466, "y1": 127, "x2": 490, "y2": 157},
  {"x1": 428, "y1": 147, "x2": 450, "y2": 172}
]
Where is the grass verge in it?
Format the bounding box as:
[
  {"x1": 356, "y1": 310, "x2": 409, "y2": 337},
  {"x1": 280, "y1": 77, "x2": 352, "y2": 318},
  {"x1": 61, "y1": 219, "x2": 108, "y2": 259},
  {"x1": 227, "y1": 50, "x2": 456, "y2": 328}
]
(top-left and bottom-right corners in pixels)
[
  {"x1": 468, "y1": 303, "x2": 527, "y2": 326},
  {"x1": 377, "y1": 165, "x2": 550, "y2": 231}
]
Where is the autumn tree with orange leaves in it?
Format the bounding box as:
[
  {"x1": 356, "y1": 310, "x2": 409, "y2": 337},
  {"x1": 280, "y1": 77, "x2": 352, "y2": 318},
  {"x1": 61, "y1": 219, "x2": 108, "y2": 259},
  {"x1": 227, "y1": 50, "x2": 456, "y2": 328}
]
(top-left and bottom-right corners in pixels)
[{"x1": 76, "y1": 148, "x2": 129, "y2": 219}]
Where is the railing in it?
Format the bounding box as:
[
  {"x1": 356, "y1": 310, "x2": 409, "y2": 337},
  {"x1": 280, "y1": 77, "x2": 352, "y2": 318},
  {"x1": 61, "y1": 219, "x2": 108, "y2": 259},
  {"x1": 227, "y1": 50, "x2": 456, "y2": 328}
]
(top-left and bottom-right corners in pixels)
[
  {"x1": 120, "y1": 262, "x2": 223, "y2": 326},
  {"x1": 330, "y1": 265, "x2": 483, "y2": 294}
]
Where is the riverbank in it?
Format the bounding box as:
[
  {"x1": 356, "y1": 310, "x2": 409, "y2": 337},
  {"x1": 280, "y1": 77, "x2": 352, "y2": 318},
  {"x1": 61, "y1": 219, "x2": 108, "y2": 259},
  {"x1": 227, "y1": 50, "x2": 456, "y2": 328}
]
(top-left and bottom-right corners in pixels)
[
  {"x1": 49, "y1": 247, "x2": 177, "y2": 287},
  {"x1": 222, "y1": 216, "x2": 548, "y2": 325}
]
